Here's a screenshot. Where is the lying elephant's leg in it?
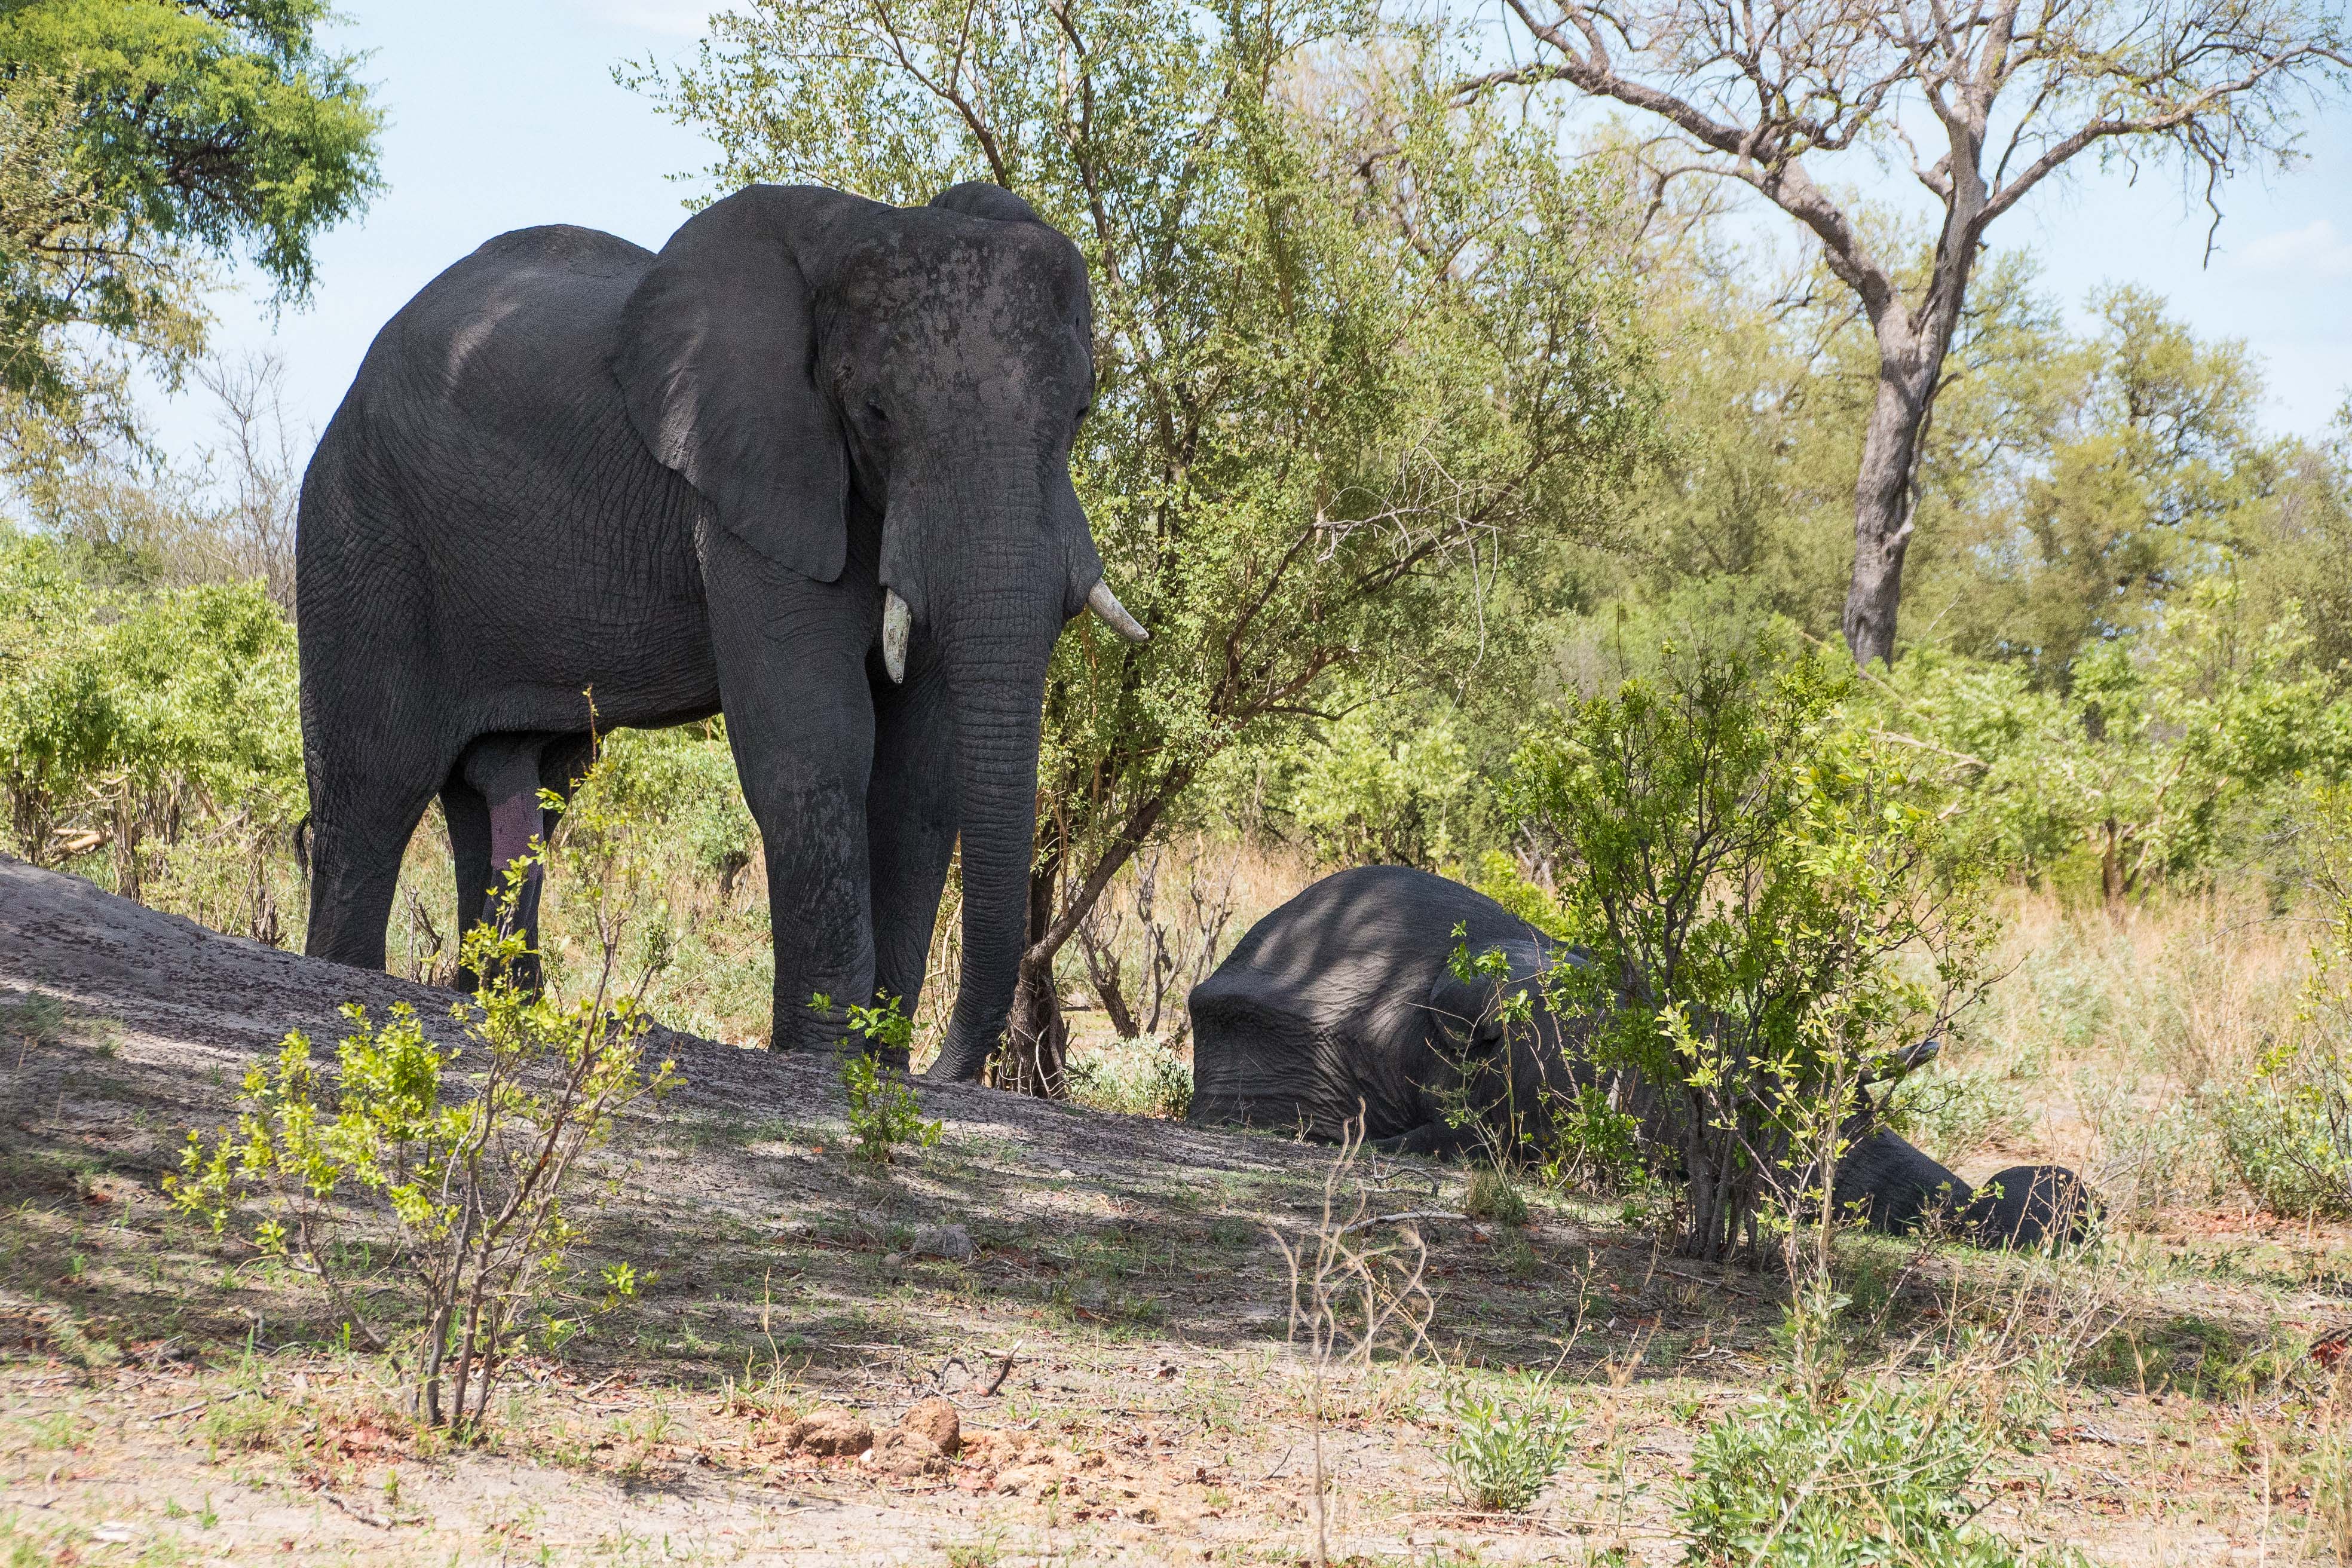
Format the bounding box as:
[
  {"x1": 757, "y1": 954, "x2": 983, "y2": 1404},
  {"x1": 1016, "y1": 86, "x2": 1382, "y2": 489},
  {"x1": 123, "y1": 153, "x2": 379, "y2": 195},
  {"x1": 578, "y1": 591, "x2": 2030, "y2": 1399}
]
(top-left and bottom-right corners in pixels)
[
  {"x1": 1833, "y1": 1129, "x2": 1973, "y2": 1235},
  {"x1": 1962, "y1": 1164, "x2": 2097, "y2": 1250}
]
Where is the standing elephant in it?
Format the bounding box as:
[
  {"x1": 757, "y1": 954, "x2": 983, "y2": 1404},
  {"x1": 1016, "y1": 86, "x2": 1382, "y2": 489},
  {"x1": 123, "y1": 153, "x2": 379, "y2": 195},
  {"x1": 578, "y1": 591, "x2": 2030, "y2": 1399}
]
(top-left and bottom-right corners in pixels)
[{"x1": 297, "y1": 182, "x2": 1144, "y2": 1059}]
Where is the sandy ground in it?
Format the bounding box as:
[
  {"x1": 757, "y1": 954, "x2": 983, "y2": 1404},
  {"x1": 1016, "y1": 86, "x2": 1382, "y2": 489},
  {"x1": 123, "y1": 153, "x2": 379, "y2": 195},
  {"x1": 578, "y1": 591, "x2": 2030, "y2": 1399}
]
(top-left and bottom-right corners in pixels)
[{"x1": 3, "y1": 853, "x2": 2347, "y2": 1565}]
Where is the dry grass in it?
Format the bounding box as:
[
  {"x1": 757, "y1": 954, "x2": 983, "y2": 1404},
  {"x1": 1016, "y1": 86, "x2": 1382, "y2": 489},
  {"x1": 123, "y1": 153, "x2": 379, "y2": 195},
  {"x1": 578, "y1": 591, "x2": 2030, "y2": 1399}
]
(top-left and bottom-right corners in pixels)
[{"x1": 1906, "y1": 889, "x2": 2313, "y2": 1223}]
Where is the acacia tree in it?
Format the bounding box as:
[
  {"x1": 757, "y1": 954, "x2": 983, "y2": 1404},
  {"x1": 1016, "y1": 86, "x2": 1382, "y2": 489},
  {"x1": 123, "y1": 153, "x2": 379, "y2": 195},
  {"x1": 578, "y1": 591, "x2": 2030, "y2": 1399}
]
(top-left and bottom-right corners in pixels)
[
  {"x1": 631, "y1": 0, "x2": 1659, "y2": 1091},
  {"x1": 0, "y1": 1, "x2": 380, "y2": 479},
  {"x1": 1464, "y1": 0, "x2": 2349, "y2": 666}
]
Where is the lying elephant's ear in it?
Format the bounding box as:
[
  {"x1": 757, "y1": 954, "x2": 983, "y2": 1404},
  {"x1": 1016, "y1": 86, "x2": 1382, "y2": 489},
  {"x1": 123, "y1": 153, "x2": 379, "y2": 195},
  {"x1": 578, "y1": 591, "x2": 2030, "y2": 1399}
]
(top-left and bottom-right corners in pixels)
[
  {"x1": 928, "y1": 181, "x2": 1050, "y2": 228},
  {"x1": 1423, "y1": 938, "x2": 1548, "y2": 1043},
  {"x1": 615, "y1": 185, "x2": 852, "y2": 584}
]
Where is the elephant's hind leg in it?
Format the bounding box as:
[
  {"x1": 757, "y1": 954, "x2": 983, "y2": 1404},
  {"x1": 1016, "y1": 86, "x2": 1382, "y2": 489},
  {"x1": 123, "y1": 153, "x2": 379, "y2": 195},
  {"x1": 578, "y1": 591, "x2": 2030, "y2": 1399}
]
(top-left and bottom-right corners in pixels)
[{"x1": 448, "y1": 733, "x2": 587, "y2": 992}]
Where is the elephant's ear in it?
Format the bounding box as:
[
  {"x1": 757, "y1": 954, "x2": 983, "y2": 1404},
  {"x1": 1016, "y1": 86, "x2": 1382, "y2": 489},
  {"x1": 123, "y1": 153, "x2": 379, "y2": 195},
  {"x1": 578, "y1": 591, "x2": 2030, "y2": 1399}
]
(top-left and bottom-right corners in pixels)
[
  {"x1": 615, "y1": 185, "x2": 850, "y2": 583},
  {"x1": 1424, "y1": 938, "x2": 1548, "y2": 1042}
]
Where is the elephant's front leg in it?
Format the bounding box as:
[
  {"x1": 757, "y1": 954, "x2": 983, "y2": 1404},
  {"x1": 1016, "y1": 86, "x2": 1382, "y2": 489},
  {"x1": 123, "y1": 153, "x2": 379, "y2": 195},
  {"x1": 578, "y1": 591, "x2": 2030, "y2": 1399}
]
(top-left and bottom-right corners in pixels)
[
  {"x1": 867, "y1": 637, "x2": 958, "y2": 1049},
  {"x1": 704, "y1": 536, "x2": 879, "y2": 1055}
]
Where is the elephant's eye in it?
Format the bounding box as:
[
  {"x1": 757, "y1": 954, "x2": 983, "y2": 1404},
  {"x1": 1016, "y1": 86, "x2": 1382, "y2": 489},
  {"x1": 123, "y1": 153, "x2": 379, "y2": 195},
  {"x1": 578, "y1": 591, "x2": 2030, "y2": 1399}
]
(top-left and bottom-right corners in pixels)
[{"x1": 865, "y1": 400, "x2": 890, "y2": 427}]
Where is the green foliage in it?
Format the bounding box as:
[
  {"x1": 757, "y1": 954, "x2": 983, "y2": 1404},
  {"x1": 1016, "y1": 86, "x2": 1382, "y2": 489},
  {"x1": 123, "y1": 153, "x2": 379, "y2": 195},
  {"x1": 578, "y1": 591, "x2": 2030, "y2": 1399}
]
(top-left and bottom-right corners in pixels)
[
  {"x1": 1536, "y1": 1083, "x2": 1652, "y2": 1193},
  {"x1": 1506, "y1": 627, "x2": 1987, "y2": 1259},
  {"x1": 631, "y1": 0, "x2": 1661, "y2": 1082},
  {"x1": 578, "y1": 723, "x2": 759, "y2": 892},
  {"x1": 1440, "y1": 1374, "x2": 1575, "y2": 1512},
  {"x1": 1064, "y1": 1037, "x2": 1193, "y2": 1119},
  {"x1": 1277, "y1": 693, "x2": 1474, "y2": 869},
  {"x1": 0, "y1": 1, "x2": 379, "y2": 466},
  {"x1": 823, "y1": 993, "x2": 939, "y2": 1163},
  {"x1": 0, "y1": 532, "x2": 301, "y2": 927},
  {"x1": 2216, "y1": 784, "x2": 2352, "y2": 1218},
  {"x1": 1874, "y1": 579, "x2": 2352, "y2": 899},
  {"x1": 168, "y1": 904, "x2": 679, "y2": 1431},
  {"x1": 1680, "y1": 1380, "x2": 2035, "y2": 1567}
]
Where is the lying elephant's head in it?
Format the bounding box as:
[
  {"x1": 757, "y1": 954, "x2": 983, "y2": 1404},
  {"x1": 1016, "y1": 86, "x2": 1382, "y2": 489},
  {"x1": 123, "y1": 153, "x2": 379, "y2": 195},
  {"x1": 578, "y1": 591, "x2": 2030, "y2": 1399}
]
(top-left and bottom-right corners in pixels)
[
  {"x1": 1419, "y1": 936, "x2": 1591, "y2": 1152},
  {"x1": 614, "y1": 181, "x2": 1140, "y2": 1068}
]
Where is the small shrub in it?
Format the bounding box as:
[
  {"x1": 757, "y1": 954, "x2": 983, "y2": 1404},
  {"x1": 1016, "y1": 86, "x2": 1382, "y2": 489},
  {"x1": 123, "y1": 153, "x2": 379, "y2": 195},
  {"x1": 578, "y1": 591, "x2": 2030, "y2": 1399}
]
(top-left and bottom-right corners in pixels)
[
  {"x1": 1504, "y1": 632, "x2": 1989, "y2": 1261},
  {"x1": 170, "y1": 873, "x2": 677, "y2": 1432},
  {"x1": 1441, "y1": 1374, "x2": 1575, "y2": 1511},
  {"x1": 2216, "y1": 783, "x2": 2352, "y2": 1219},
  {"x1": 1536, "y1": 1082, "x2": 1650, "y2": 1193},
  {"x1": 1680, "y1": 1379, "x2": 2041, "y2": 1566},
  {"x1": 1464, "y1": 1166, "x2": 1528, "y2": 1226},
  {"x1": 1066, "y1": 1036, "x2": 1194, "y2": 1118},
  {"x1": 826, "y1": 994, "x2": 940, "y2": 1164}
]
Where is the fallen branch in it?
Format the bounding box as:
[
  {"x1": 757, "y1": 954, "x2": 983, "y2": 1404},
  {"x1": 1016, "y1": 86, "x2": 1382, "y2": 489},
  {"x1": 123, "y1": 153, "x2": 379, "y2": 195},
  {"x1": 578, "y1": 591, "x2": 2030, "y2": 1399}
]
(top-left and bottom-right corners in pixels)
[
  {"x1": 981, "y1": 1340, "x2": 1024, "y2": 1398},
  {"x1": 314, "y1": 1489, "x2": 396, "y2": 1529},
  {"x1": 147, "y1": 1390, "x2": 247, "y2": 1423}
]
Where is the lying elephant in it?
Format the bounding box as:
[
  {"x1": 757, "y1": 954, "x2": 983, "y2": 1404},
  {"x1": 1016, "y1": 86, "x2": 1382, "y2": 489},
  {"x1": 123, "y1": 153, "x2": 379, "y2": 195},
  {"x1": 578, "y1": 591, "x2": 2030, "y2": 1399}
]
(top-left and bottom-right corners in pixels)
[{"x1": 1187, "y1": 866, "x2": 2095, "y2": 1249}]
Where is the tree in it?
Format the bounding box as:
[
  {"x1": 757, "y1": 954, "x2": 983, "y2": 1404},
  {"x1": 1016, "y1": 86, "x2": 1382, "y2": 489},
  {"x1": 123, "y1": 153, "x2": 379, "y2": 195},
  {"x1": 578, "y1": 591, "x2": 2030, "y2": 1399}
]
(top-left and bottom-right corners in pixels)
[
  {"x1": 1911, "y1": 286, "x2": 2281, "y2": 678},
  {"x1": 630, "y1": 0, "x2": 1661, "y2": 1091},
  {"x1": 1502, "y1": 627, "x2": 1985, "y2": 1260},
  {"x1": 1464, "y1": 0, "x2": 2350, "y2": 666},
  {"x1": 0, "y1": 1, "x2": 381, "y2": 476}
]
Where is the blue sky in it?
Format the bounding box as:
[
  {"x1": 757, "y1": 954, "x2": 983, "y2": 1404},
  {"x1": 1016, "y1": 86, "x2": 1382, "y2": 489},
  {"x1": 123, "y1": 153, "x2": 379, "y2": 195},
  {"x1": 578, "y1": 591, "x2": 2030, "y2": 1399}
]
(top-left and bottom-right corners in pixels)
[{"x1": 149, "y1": 0, "x2": 2351, "y2": 462}]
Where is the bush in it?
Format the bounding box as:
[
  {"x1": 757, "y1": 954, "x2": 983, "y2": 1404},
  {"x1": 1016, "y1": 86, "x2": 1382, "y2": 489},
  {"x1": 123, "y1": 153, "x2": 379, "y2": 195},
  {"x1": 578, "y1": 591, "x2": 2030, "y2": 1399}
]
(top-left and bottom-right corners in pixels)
[
  {"x1": 0, "y1": 535, "x2": 302, "y2": 929},
  {"x1": 1503, "y1": 630, "x2": 1987, "y2": 1260},
  {"x1": 1278, "y1": 693, "x2": 1475, "y2": 869},
  {"x1": 828, "y1": 994, "x2": 941, "y2": 1164},
  {"x1": 169, "y1": 911, "x2": 678, "y2": 1431},
  {"x1": 1441, "y1": 1374, "x2": 1575, "y2": 1512},
  {"x1": 2217, "y1": 783, "x2": 2352, "y2": 1218},
  {"x1": 1682, "y1": 1381, "x2": 2032, "y2": 1566},
  {"x1": 1065, "y1": 1036, "x2": 1194, "y2": 1119}
]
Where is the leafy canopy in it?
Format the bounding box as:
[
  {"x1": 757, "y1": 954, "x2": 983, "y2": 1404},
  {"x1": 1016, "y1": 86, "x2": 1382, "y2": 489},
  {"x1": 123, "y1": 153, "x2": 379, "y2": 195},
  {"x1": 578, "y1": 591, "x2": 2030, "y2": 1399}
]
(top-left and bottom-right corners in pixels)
[{"x1": 0, "y1": 0, "x2": 381, "y2": 468}]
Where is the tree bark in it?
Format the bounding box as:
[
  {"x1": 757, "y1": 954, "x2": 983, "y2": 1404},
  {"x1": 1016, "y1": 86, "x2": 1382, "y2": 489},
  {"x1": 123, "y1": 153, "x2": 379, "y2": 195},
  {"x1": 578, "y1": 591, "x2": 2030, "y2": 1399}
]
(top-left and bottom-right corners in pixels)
[
  {"x1": 991, "y1": 840, "x2": 1070, "y2": 1097},
  {"x1": 1842, "y1": 355, "x2": 1936, "y2": 667}
]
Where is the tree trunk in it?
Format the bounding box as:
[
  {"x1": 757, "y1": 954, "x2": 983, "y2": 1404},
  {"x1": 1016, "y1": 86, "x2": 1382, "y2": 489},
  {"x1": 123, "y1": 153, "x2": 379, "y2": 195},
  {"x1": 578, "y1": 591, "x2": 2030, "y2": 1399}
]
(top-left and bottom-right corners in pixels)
[
  {"x1": 1842, "y1": 348, "x2": 1942, "y2": 667},
  {"x1": 991, "y1": 847, "x2": 1070, "y2": 1097}
]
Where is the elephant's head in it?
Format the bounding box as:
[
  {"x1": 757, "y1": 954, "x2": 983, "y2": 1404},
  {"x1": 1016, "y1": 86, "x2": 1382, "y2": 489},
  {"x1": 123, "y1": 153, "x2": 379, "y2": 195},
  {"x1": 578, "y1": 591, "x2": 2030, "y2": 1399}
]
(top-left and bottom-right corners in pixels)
[
  {"x1": 1422, "y1": 937, "x2": 1582, "y2": 1147},
  {"x1": 611, "y1": 181, "x2": 1142, "y2": 1070}
]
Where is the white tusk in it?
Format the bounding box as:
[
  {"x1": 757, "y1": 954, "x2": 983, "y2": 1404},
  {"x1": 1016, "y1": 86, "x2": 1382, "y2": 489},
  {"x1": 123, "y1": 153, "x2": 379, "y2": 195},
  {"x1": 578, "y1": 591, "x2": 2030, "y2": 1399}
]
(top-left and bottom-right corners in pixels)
[
  {"x1": 1086, "y1": 578, "x2": 1148, "y2": 644},
  {"x1": 882, "y1": 589, "x2": 911, "y2": 684}
]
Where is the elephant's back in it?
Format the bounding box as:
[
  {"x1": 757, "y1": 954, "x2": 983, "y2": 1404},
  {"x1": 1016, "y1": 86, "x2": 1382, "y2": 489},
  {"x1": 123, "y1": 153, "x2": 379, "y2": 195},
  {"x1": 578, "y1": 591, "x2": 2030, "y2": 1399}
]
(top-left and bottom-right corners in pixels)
[
  {"x1": 372, "y1": 225, "x2": 651, "y2": 417},
  {"x1": 1196, "y1": 866, "x2": 1542, "y2": 1023},
  {"x1": 1186, "y1": 865, "x2": 1547, "y2": 1137},
  {"x1": 297, "y1": 223, "x2": 715, "y2": 733}
]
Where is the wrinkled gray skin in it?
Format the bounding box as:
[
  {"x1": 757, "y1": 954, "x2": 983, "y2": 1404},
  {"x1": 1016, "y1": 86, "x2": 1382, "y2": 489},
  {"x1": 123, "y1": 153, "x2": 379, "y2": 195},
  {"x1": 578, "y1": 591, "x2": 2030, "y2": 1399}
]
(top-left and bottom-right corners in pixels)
[
  {"x1": 1189, "y1": 866, "x2": 2096, "y2": 1249},
  {"x1": 1188, "y1": 866, "x2": 1585, "y2": 1156},
  {"x1": 298, "y1": 183, "x2": 1122, "y2": 1063}
]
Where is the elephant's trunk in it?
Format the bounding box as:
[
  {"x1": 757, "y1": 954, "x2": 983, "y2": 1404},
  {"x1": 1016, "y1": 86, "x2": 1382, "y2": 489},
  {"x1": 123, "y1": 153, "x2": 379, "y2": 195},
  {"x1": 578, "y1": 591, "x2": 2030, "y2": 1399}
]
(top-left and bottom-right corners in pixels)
[{"x1": 924, "y1": 582, "x2": 1056, "y2": 1081}]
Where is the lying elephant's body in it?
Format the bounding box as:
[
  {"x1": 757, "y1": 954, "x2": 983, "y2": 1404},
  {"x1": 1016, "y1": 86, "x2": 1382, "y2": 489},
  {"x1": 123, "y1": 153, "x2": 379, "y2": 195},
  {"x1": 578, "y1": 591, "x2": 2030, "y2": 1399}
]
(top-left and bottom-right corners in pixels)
[
  {"x1": 1188, "y1": 866, "x2": 2094, "y2": 1248},
  {"x1": 1186, "y1": 865, "x2": 1575, "y2": 1155}
]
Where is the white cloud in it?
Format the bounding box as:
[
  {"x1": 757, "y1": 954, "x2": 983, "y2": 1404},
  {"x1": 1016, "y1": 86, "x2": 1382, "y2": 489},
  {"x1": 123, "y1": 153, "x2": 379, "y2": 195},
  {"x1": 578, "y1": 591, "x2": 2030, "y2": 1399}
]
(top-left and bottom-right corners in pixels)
[{"x1": 2231, "y1": 218, "x2": 2352, "y2": 278}]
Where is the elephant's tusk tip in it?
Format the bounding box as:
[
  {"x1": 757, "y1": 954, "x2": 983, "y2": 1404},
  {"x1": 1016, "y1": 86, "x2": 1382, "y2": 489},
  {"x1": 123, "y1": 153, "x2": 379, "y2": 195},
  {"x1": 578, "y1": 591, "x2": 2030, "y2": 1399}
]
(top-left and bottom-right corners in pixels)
[
  {"x1": 882, "y1": 589, "x2": 911, "y2": 684},
  {"x1": 1086, "y1": 578, "x2": 1148, "y2": 644}
]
